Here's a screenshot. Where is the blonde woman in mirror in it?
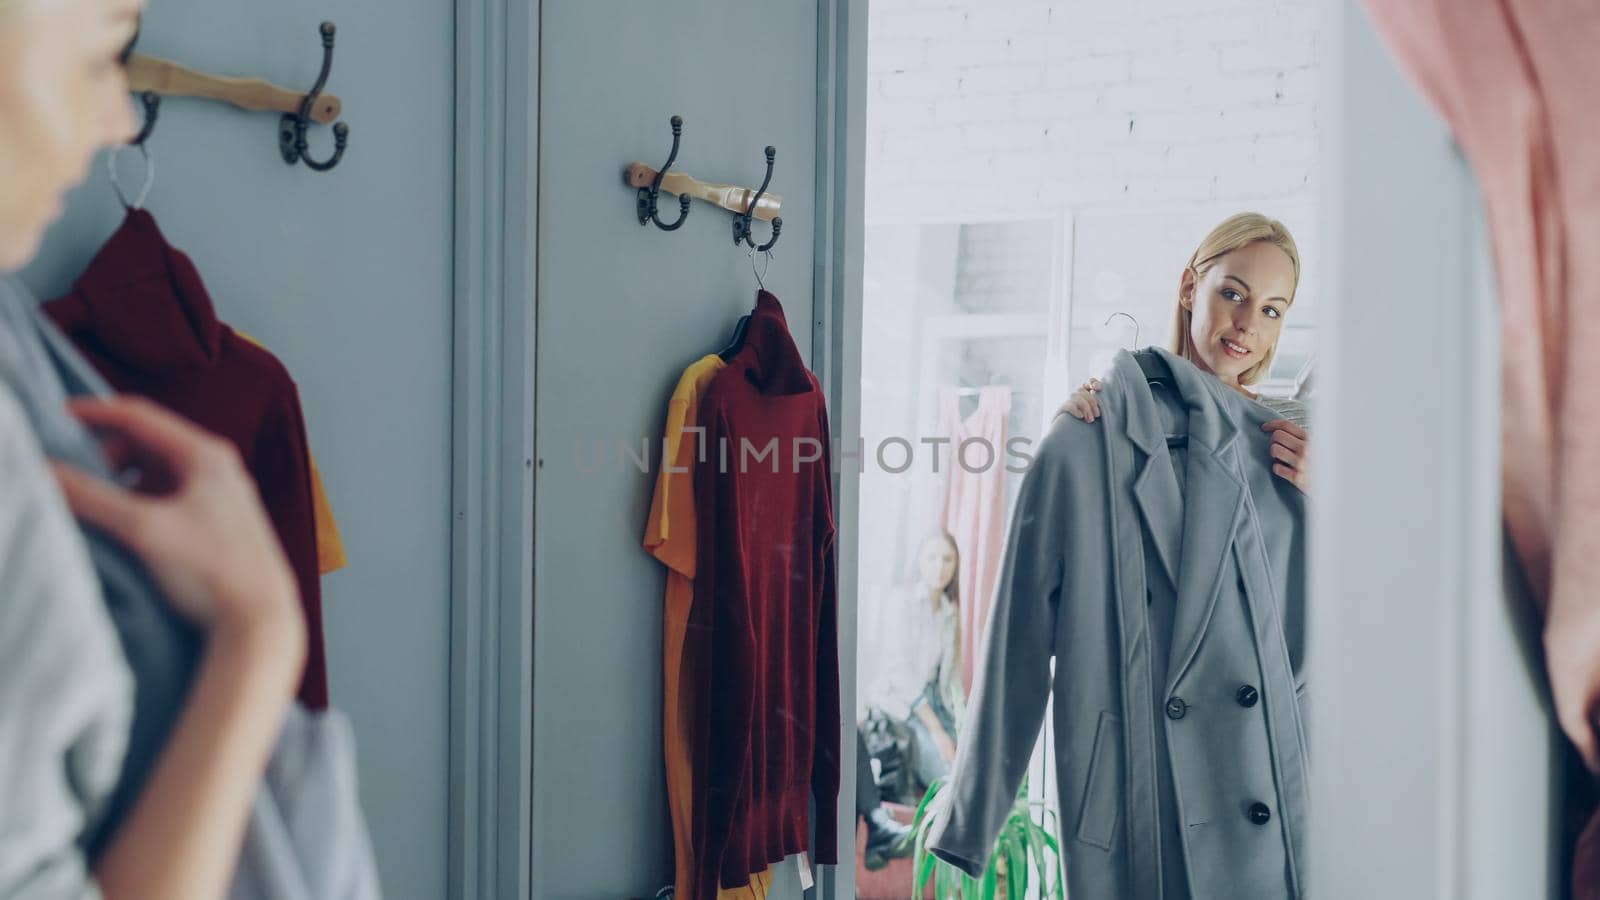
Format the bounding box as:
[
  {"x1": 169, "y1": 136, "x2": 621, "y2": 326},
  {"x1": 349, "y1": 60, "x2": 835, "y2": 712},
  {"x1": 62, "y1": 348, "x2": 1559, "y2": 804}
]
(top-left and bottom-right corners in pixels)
[
  {"x1": 865, "y1": 531, "x2": 967, "y2": 789},
  {"x1": 1057, "y1": 212, "x2": 1311, "y2": 494}
]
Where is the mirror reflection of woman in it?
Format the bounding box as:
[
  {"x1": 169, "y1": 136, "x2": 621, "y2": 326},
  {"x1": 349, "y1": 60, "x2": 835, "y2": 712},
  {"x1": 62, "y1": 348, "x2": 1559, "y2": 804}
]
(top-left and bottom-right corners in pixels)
[
  {"x1": 866, "y1": 531, "x2": 967, "y2": 789},
  {"x1": 1057, "y1": 213, "x2": 1312, "y2": 493}
]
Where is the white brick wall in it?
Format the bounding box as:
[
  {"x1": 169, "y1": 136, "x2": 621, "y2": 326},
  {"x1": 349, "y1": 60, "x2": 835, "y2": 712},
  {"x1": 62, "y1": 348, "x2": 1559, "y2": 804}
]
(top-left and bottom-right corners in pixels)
[{"x1": 867, "y1": 0, "x2": 1321, "y2": 270}]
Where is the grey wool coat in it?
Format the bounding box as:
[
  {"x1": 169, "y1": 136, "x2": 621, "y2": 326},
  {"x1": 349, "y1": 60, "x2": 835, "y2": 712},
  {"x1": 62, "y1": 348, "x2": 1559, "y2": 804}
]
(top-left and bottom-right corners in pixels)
[{"x1": 927, "y1": 347, "x2": 1310, "y2": 899}]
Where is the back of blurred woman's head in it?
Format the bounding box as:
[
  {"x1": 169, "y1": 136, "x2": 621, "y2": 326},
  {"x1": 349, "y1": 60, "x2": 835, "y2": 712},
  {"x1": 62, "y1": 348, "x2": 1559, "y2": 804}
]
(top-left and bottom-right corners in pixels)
[{"x1": 0, "y1": 0, "x2": 144, "y2": 270}]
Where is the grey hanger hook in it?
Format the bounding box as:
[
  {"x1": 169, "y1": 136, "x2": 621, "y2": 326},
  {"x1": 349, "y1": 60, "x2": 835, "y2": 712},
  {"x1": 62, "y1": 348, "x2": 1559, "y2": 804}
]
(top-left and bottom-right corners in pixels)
[
  {"x1": 107, "y1": 142, "x2": 155, "y2": 210},
  {"x1": 638, "y1": 115, "x2": 690, "y2": 230},
  {"x1": 733, "y1": 146, "x2": 782, "y2": 252},
  {"x1": 749, "y1": 245, "x2": 772, "y2": 291},
  {"x1": 1104, "y1": 311, "x2": 1141, "y2": 349},
  {"x1": 279, "y1": 22, "x2": 351, "y2": 173},
  {"x1": 130, "y1": 91, "x2": 160, "y2": 146}
]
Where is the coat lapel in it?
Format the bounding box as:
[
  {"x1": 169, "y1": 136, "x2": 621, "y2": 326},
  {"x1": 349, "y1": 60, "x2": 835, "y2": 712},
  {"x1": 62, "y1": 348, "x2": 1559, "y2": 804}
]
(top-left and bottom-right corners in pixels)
[
  {"x1": 1151, "y1": 349, "x2": 1247, "y2": 695},
  {"x1": 1112, "y1": 353, "x2": 1184, "y2": 590},
  {"x1": 1164, "y1": 447, "x2": 1243, "y2": 693}
]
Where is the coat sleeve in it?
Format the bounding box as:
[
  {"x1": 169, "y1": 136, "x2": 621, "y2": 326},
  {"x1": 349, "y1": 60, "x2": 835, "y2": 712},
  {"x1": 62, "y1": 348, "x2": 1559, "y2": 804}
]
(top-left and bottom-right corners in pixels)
[{"x1": 926, "y1": 429, "x2": 1068, "y2": 877}]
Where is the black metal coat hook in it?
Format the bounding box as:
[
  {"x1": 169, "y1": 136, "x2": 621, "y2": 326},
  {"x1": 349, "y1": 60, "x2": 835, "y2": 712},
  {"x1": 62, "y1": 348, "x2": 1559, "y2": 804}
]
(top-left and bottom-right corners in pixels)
[
  {"x1": 732, "y1": 146, "x2": 781, "y2": 253},
  {"x1": 637, "y1": 116, "x2": 691, "y2": 231},
  {"x1": 279, "y1": 21, "x2": 350, "y2": 172},
  {"x1": 131, "y1": 91, "x2": 160, "y2": 146}
]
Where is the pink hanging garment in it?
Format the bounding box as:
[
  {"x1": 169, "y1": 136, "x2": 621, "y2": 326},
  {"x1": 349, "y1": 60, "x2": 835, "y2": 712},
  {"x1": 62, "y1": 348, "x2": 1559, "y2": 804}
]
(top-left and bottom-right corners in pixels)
[
  {"x1": 936, "y1": 385, "x2": 1012, "y2": 694},
  {"x1": 1360, "y1": 2, "x2": 1600, "y2": 894}
]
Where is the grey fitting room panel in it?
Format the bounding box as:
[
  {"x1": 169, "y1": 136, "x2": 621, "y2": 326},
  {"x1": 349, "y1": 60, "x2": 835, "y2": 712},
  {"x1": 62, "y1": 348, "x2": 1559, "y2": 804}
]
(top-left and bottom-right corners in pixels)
[{"x1": 534, "y1": 1, "x2": 837, "y2": 896}]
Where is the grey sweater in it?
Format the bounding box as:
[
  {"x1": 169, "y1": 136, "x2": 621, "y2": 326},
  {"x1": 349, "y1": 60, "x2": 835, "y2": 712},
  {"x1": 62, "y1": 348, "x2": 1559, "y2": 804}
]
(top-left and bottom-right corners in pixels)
[
  {"x1": 0, "y1": 274, "x2": 201, "y2": 872},
  {"x1": 0, "y1": 383, "x2": 131, "y2": 900},
  {"x1": 1257, "y1": 395, "x2": 1311, "y2": 430},
  {"x1": 0, "y1": 275, "x2": 380, "y2": 900}
]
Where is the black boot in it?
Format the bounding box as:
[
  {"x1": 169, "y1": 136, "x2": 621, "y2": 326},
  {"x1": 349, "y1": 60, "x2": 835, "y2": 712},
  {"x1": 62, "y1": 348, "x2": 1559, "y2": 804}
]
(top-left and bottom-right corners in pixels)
[{"x1": 862, "y1": 807, "x2": 914, "y2": 871}]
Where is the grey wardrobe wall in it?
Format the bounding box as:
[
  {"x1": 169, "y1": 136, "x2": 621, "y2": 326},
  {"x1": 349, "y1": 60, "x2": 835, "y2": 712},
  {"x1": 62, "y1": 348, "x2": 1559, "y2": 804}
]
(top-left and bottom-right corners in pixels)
[
  {"x1": 18, "y1": 3, "x2": 456, "y2": 898},
  {"x1": 533, "y1": 2, "x2": 834, "y2": 897}
]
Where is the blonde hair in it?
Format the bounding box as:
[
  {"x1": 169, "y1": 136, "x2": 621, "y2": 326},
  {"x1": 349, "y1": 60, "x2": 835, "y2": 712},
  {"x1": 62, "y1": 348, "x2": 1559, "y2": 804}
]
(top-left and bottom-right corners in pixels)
[{"x1": 1170, "y1": 212, "x2": 1300, "y2": 386}]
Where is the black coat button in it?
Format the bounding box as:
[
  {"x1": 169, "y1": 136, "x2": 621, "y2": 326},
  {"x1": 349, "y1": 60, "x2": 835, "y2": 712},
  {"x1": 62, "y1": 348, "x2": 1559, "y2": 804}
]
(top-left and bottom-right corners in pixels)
[
  {"x1": 1236, "y1": 685, "x2": 1260, "y2": 708},
  {"x1": 1248, "y1": 802, "x2": 1272, "y2": 825},
  {"x1": 1165, "y1": 697, "x2": 1187, "y2": 720}
]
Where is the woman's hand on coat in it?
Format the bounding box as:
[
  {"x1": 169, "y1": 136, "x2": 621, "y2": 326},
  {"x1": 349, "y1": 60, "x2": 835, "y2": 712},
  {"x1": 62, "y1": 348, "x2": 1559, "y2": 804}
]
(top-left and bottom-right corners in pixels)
[
  {"x1": 1055, "y1": 378, "x2": 1103, "y2": 423},
  {"x1": 1057, "y1": 385, "x2": 1312, "y2": 494},
  {"x1": 1263, "y1": 419, "x2": 1310, "y2": 494},
  {"x1": 50, "y1": 396, "x2": 306, "y2": 670}
]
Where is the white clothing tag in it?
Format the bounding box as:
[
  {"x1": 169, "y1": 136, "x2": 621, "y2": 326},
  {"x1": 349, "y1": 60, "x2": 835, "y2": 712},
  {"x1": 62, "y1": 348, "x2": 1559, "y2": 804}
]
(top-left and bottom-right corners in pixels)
[{"x1": 797, "y1": 852, "x2": 814, "y2": 891}]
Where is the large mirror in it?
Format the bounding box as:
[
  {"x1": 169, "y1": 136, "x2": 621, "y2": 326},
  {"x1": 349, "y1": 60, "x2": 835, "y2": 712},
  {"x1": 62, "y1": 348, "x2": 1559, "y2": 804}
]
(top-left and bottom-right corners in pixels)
[
  {"x1": 851, "y1": 4, "x2": 1320, "y2": 896},
  {"x1": 2, "y1": 1, "x2": 1585, "y2": 897}
]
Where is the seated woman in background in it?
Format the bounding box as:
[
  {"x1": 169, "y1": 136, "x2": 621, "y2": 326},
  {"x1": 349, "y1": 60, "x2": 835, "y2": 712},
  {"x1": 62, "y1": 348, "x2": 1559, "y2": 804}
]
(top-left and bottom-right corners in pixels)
[{"x1": 863, "y1": 531, "x2": 967, "y2": 797}]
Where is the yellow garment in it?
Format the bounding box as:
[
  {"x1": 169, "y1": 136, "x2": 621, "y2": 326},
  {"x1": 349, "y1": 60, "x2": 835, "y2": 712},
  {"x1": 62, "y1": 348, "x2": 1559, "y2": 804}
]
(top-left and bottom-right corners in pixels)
[
  {"x1": 644, "y1": 354, "x2": 772, "y2": 900},
  {"x1": 235, "y1": 332, "x2": 347, "y2": 575},
  {"x1": 307, "y1": 457, "x2": 346, "y2": 574}
]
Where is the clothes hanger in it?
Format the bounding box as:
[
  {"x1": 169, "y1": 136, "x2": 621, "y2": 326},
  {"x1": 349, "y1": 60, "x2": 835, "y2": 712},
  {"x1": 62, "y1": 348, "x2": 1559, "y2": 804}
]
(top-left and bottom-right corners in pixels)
[
  {"x1": 954, "y1": 373, "x2": 1012, "y2": 397},
  {"x1": 750, "y1": 244, "x2": 771, "y2": 292},
  {"x1": 1104, "y1": 311, "x2": 1141, "y2": 349},
  {"x1": 717, "y1": 313, "x2": 750, "y2": 362},
  {"x1": 108, "y1": 95, "x2": 159, "y2": 211},
  {"x1": 1137, "y1": 354, "x2": 1187, "y2": 449},
  {"x1": 1135, "y1": 351, "x2": 1178, "y2": 393},
  {"x1": 1103, "y1": 312, "x2": 1186, "y2": 447},
  {"x1": 1102, "y1": 310, "x2": 1178, "y2": 392},
  {"x1": 718, "y1": 247, "x2": 772, "y2": 361}
]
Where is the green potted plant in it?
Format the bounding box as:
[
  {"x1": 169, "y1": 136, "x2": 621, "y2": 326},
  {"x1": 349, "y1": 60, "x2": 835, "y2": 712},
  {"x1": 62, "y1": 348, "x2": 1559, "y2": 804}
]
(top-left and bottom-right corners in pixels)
[{"x1": 906, "y1": 777, "x2": 1066, "y2": 899}]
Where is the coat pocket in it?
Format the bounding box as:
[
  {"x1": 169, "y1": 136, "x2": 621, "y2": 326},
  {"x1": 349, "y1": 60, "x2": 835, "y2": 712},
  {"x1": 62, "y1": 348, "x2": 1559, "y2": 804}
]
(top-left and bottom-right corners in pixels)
[{"x1": 1075, "y1": 710, "x2": 1122, "y2": 851}]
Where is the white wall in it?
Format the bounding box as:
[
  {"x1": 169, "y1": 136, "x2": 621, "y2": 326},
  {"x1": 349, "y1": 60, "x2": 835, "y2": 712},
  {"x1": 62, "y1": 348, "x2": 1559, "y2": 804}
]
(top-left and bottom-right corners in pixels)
[
  {"x1": 865, "y1": 0, "x2": 1323, "y2": 345},
  {"x1": 867, "y1": 0, "x2": 1320, "y2": 219}
]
